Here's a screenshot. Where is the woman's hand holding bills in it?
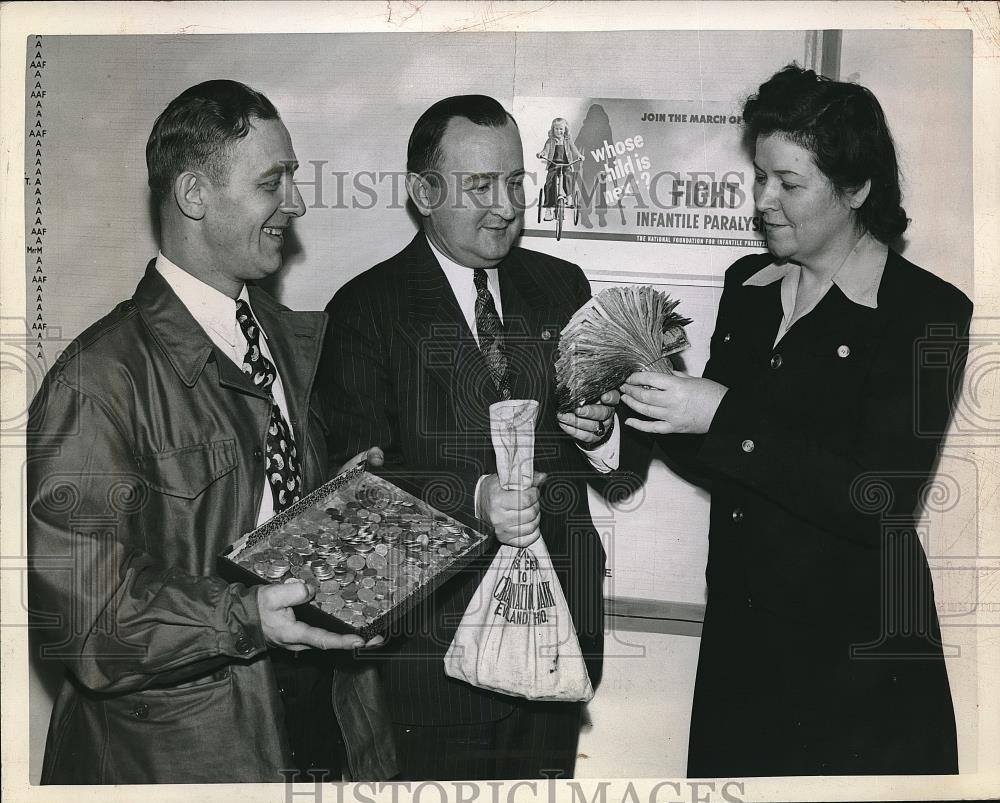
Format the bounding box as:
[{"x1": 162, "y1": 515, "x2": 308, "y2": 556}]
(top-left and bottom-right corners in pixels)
[{"x1": 620, "y1": 371, "x2": 728, "y2": 435}]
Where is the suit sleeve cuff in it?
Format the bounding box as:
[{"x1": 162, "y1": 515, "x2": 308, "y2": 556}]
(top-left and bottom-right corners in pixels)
[{"x1": 578, "y1": 414, "x2": 620, "y2": 472}]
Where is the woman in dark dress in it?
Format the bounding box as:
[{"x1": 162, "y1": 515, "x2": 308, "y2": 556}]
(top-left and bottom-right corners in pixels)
[{"x1": 619, "y1": 65, "x2": 971, "y2": 776}]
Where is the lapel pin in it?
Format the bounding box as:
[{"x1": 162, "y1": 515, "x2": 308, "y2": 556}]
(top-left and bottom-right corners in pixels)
[{"x1": 723, "y1": 333, "x2": 732, "y2": 343}]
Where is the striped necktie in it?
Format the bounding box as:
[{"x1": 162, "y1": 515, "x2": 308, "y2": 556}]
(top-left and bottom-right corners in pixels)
[{"x1": 474, "y1": 268, "x2": 512, "y2": 401}]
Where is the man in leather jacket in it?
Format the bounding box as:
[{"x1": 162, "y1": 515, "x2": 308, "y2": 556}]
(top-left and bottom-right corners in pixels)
[{"x1": 27, "y1": 80, "x2": 397, "y2": 784}]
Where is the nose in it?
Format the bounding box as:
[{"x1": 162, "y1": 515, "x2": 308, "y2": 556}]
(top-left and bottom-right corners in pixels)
[
  {"x1": 754, "y1": 178, "x2": 778, "y2": 213},
  {"x1": 280, "y1": 180, "x2": 306, "y2": 218},
  {"x1": 495, "y1": 181, "x2": 520, "y2": 222}
]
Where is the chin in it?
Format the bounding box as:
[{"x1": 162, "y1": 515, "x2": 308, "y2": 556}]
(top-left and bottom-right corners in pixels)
[{"x1": 765, "y1": 241, "x2": 794, "y2": 261}]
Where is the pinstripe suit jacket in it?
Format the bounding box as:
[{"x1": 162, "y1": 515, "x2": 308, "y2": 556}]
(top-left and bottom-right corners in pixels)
[{"x1": 318, "y1": 233, "x2": 605, "y2": 725}]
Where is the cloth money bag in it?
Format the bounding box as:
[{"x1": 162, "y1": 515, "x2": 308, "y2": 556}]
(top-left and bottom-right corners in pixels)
[{"x1": 443, "y1": 400, "x2": 594, "y2": 702}]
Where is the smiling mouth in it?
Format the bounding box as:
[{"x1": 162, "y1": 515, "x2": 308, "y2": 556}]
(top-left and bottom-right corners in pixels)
[{"x1": 262, "y1": 226, "x2": 285, "y2": 240}]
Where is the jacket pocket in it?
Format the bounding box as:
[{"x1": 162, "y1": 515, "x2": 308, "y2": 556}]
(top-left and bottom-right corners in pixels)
[
  {"x1": 138, "y1": 440, "x2": 238, "y2": 499},
  {"x1": 103, "y1": 669, "x2": 241, "y2": 782}
]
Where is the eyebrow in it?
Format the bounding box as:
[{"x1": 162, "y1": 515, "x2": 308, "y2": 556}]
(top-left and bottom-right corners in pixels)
[
  {"x1": 753, "y1": 161, "x2": 803, "y2": 178},
  {"x1": 258, "y1": 161, "x2": 299, "y2": 180},
  {"x1": 461, "y1": 168, "x2": 526, "y2": 183}
]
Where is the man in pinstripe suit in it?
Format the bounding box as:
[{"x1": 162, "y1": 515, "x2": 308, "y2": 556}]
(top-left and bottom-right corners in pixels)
[{"x1": 318, "y1": 96, "x2": 621, "y2": 780}]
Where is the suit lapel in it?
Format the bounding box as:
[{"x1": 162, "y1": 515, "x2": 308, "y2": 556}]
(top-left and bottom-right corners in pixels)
[
  {"x1": 498, "y1": 249, "x2": 551, "y2": 403},
  {"x1": 397, "y1": 234, "x2": 500, "y2": 411}
]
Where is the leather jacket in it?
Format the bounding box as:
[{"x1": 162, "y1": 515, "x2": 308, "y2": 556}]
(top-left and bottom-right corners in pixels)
[{"x1": 28, "y1": 263, "x2": 397, "y2": 783}]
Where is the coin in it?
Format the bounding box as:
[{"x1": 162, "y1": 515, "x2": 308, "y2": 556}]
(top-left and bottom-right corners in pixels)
[
  {"x1": 286, "y1": 535, "x2": 310, "y2": 551},
  {"x1": 366, "y1": 553, "x2": 387, "y2": 572},
  {"x1": 345, "y1": 555, "x2": 366, "y2": 571}
]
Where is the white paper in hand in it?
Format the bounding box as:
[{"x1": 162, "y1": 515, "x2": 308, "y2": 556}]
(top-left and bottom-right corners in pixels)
[{"x1": 443, "y1": 399, "x2": 594, "y2": 702}]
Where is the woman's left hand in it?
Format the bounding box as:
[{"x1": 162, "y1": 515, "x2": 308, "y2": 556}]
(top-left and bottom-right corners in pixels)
[{"x1": 620, "y1": 371, "x2": 728, "y2": 434}]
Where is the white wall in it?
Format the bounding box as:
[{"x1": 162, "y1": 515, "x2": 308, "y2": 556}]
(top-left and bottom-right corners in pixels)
[{"x1": 839, "y1": 30, "x2": 973, "y2": 296}]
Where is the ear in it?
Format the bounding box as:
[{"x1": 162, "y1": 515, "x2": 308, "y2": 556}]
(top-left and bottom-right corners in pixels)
[
  {"x1": 845, "y1": 178, "x2": 872, "y2": 210},
  {"x1": 405, "y1": 172, "x2": 436, "y2": 218},
  {"x1": 173, "y1": 171, "x2": 208, "y2": 221}
]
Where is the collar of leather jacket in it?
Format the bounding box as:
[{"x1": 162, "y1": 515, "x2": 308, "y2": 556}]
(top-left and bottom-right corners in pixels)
[{"x1": 133, "y1": 259, "x2": 328, "y2": 391}]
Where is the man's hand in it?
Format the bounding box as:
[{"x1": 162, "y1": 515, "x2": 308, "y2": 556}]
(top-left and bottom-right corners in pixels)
[
  {"x1": 336, "y1": 446, "x2": 385, "y2": 475},
  {"x1": 620, "y1": 371, "x2": 728, "y2": 435},
  {"x1": 478, "y1": 471, "x2": 547, "y2": 548},
  {"x1": 557, "y1": 389, "x2": 619, "y2": 447},
  {"x1": 259, "y1": 580, "x2": 384, "y2": 651}
]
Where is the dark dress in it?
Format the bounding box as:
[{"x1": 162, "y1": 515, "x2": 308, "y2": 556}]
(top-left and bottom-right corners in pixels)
[{"x1": 671, "y1": 249, "x2": 970, "y2": 776}]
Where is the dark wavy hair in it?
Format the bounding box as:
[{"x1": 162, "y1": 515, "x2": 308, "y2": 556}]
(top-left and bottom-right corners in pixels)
[
  {"x1": 407, "y1": 94, "x2": 516, "y2": 177},
  {"x1": 146, "y1": 79, "x2": 279, "y2": 206},
  {"x1": 743, "y1": 65, "x2": 907, "y2": 243}
]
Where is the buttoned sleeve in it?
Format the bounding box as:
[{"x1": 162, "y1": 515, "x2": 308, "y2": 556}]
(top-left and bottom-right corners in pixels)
[{"x1": 27, "y1": 375, "x2": 268, "y2": 694}]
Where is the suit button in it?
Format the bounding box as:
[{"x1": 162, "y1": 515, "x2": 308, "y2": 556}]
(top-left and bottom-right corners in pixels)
[
  {"x1": 253, "y1": 448, "x2": 263, "y2": 460},
  {"x1": 837, "y1": 344, "x2": 851, "y2": 358},
  {"x1": 770, "y1": 353, "x2": 783, "y2": 369},
  {"x1": 132, "y1": 703, "x2": 149, "y2": 720},
  {"x1": 235, "y1": 635, "x2": 253, "y2": 655},
  {"x1": 732, "y1": 507, "x2": 744, "y2": 524},
  {"x1": 541, "y1": 330, "x2": 552, "y2": 341},
  {"x1": 741, "y1": 439, "x2": 755, "y2": 453}
]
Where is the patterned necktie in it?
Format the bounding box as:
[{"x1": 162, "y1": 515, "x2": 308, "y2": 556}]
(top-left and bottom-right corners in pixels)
[
  {"x1": 473, "y1": 268, "x2": 512, "y2": 401},
  {"x1": 235, "y1": 299, "x2": 302, "y2": 513}
]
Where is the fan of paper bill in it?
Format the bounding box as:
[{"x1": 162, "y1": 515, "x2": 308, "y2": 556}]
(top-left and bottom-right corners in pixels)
[{"x1": 555, "y1": 285, "x2": 692, "y2": 413}]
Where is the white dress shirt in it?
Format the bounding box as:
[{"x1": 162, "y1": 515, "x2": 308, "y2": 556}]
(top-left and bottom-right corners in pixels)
[
  {"x1": 425, "y1": 237, "x2": 619, "y2": 489},
  {"x1": 155, "y1": 252, "x2": 292, "y2": 526}
]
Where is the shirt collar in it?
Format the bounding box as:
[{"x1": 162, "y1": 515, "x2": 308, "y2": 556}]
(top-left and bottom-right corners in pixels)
[
  {"x1": 424, "y1": 235, "x2": 501, "y2": 302},
  {"x1": 154, "y1": 252, "x2": 259, "y2": 346},
  {"x1": 743, "y1": 232, "x2": 888, "y2": 309}
]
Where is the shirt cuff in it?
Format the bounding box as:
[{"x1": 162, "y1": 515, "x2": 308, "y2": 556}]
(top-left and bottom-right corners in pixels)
[
  {"x1": 473, "y1": 473, "x2": 489, "y2": 519},
  {"x1": 579, "y1": 414, "x2": 621, "y2": 473}
]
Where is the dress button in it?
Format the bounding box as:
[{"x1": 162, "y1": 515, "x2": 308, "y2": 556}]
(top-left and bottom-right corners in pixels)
[
  {"x1": 837, "y1": 344, "x2": 851, "y2": 358},
  {"x1": 770, "y1": 353, "x2": 783, "y2": 369},
  {"x1": 741, "y1": 439, "x2": 755, "y2": 453},
  {"x1": 132, "y1": 703, "x2": 149, "y2": 720},
  {"x1": 731, "y1": 507, "x2": 744, "y2": 524},
  {"x1": 235, "y1": 635, "x2": 253, "y2": 655}
]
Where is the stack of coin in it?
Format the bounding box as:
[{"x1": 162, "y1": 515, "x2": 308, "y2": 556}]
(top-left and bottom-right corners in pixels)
[{"x1": 236, "y1": 473, "x2": 487, "y2": 633}]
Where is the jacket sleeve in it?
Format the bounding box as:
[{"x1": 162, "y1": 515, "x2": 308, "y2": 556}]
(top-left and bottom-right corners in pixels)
[
  {"x1": 694, "y1": 288, "x2": 972, "y2": 550},
  {"x1": 318, "y1": 283, "x2": 481, "y2": 522},
  {"x1": 27, "y1": 376, "x2": 268, "y2": 694}
]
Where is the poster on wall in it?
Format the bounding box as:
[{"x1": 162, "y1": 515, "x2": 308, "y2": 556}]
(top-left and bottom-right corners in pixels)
[{"x1": 514, "y1": 96, "x2": 768, "y2": 285}]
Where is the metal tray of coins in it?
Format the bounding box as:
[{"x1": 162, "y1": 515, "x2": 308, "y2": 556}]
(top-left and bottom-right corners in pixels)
[{"x1": 219, "y1": 459, "x2": 491, "y2": 640}]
